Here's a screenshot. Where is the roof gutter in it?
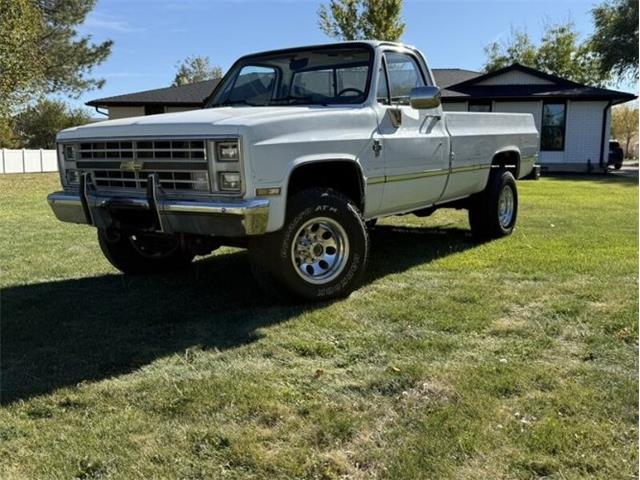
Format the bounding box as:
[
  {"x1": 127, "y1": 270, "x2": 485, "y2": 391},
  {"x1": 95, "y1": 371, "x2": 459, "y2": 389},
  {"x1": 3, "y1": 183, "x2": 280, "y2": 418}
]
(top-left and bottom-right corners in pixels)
[{"x1": 599, "y1": 100, "x2": 613, "y2": 169}]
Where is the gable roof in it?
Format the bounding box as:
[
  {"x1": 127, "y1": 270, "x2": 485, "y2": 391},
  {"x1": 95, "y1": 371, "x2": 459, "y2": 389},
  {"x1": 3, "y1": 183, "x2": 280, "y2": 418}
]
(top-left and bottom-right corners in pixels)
[
  {"x1": 442, "y1": 63, "x2": 636, "y2": 103},
  {"x1": 451, "y1": 63, "x2": 581, "y2": 88}
]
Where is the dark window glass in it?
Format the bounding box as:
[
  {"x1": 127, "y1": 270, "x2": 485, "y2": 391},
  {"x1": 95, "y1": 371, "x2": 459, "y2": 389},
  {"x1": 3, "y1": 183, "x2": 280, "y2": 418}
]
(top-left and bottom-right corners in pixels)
[
  {"x1": 228, "y1": 66, "x2": 277, "y2": 105},
  {"x1": 468, "y1": 101, "x2": 492, "y2": 112},
  {"x1": 384, "y1": 52, "x2": 425, "y2": 105},
  {"x1": 209, "y1": 46, "x2": 372, "y2": 107},
  {"x1": 541, "y1": 102, "x2": 566, "y2": 151},
  {"x1": 377, "y1": 64, "x2": 390, "y2": 105},
  {"x1": 292, "y1": 69, "x2": 333, "y2": 97},
  {"x1": 144, "y1": 105, "x2": 165, "y2": 115}
]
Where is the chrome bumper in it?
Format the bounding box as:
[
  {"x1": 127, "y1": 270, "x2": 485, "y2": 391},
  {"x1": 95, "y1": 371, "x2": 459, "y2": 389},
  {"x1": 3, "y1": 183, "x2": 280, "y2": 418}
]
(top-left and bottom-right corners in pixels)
[{"x1": 47, "y1": 174, "x2": 269, "y2": 237}]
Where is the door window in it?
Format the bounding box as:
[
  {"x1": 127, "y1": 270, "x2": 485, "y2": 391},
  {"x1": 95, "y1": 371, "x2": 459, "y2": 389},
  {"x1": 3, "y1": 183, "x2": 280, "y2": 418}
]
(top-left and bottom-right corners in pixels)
[{"x1": 384, "y1": 52, "x2": 425, "y2": 105}]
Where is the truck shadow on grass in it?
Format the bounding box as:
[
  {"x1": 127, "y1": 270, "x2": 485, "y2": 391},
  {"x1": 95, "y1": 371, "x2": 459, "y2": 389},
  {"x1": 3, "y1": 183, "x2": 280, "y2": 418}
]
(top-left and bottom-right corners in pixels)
[{"x1": 2, "y1": 224, "x2": 477, "y2": 404}]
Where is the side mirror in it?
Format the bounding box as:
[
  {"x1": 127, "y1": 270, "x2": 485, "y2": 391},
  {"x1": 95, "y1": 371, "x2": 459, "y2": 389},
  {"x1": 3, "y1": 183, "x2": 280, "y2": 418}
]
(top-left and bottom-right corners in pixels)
[{"x1": 410, "y1": 86, "x2": 441, "y2": 109}]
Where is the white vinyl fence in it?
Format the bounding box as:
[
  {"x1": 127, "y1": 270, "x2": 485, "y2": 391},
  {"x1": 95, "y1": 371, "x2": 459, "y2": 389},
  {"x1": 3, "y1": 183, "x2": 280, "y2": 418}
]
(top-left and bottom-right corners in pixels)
[{"x1": 1, "y1": 149, "x2": 58, "y2": 174}]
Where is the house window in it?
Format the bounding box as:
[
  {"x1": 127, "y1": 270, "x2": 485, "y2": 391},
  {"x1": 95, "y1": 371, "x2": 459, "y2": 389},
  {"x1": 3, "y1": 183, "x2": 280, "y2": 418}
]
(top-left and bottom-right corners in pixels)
[
  {"x1": 541, "y1": 102, "x2": 566, "y2": 151},
  {"x1": 144, "y1": 105, "x2": 165, "y2": 115},
  {"x1": 468, "y1": 101, "x2": 492, "y2": 112}
]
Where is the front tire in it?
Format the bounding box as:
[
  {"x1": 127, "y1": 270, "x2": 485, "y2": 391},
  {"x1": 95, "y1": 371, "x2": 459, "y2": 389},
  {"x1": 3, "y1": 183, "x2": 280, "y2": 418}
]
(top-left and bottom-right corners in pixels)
[
  {"x1": 468, "y1": 169, "x2": 518, "y2": 239},
  {"x1": 249, "y1": 188, "x2": 369, "y2": 301},
  {"x1": 98, "y1": 229, "x2": 194, "y2": 274}
]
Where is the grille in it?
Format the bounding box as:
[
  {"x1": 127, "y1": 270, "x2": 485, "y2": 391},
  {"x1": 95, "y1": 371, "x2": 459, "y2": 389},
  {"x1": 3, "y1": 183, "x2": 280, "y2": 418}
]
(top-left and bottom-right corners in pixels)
[{"x1": 75, "y1": 139, "x2": 209, "y2": 192}]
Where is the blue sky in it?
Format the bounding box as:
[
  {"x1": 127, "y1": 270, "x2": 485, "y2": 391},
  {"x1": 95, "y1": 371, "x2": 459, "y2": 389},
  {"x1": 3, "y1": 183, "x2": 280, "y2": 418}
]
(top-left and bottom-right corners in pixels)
[{"x1": 72, "y1": 0, "x2": 636, "y2": 111}]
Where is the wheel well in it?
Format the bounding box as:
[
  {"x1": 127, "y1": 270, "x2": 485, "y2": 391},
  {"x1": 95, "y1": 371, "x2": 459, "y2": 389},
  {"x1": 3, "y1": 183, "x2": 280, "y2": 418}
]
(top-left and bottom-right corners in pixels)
[
  {"x1": 287, "y1": 161, "x2": 364, "y2": 210},
  {"x1": 491, "y1": 151, "x2": 520, "y2": 178}
]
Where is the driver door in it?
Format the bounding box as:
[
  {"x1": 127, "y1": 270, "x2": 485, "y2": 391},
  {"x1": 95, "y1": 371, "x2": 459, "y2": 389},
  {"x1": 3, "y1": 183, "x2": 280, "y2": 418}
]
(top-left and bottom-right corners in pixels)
[{"x1": 373, "y1": 50, "x2": 449, "y2": 214}]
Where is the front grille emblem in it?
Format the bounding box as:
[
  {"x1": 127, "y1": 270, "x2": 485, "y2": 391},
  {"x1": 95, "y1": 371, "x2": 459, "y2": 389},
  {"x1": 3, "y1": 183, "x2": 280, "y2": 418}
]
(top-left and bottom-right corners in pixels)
[{"x1": 120, "y1": 159, "x2": 144, "y2": 172}]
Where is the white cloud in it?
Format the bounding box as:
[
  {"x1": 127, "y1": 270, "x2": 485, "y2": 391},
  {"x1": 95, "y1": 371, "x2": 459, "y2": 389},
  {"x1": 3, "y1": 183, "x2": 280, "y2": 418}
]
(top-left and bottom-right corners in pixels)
[{"x1": 84, "y1": 13, "x2": 141, "y2": 32}]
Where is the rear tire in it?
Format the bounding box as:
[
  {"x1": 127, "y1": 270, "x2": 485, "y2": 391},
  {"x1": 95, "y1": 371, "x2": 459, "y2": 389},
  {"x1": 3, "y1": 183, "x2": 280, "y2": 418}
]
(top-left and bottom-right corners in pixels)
[
  {"x1": 249, "y1": 188, "x2": 369, "y2": 301},
  {"x1": 98, "y1": 229, "x2": 194, "y2": 274},
  {"x1": 468, "y1": 169, "x2": 518, "y2": 240}
]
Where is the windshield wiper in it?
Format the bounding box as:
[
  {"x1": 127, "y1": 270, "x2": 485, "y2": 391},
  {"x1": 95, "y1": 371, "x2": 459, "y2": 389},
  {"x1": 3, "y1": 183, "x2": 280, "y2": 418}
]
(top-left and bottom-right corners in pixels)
[
  {"x1": 213, "y1": 99, "x2": 260, "y2": 107},
  {"x1": 270, "y1": 95, "x2": 329, "y2": 106}
]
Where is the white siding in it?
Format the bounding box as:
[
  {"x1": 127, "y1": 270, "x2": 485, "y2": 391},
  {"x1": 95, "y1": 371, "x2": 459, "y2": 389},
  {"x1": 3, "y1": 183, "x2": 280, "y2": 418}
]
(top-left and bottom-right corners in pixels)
[
  {"x1": 493, "y1": 101, "x2": 542, "y2": 131},
  {"x1": 476, "y1": 70, "x2": 554, "y2": 85},
  {"x1": 442, "y1": 101, "x2": 468, "y2": 111},
  {"x1": 564, "y1": 100, "x2": 608, "y2": 166},
  {"x1": 108, "y1": 106, "x2": 145, "y2": 119}
]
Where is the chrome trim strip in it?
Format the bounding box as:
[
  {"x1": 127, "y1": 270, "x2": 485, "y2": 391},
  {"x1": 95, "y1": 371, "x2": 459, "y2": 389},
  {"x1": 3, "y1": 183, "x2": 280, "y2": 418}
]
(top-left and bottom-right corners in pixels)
[
  {"x1": 365, "y1": 164, "x2": 490, "y2": 186},
  {"x1": 366, "y1": 175, "x2": 386, "y2": 185},
  {"x1": 385, "y1": 169, "x2": 448, "y2": 183},
  {"x1": 450, "y1": 164, "x2": 491, "y2": 174}
]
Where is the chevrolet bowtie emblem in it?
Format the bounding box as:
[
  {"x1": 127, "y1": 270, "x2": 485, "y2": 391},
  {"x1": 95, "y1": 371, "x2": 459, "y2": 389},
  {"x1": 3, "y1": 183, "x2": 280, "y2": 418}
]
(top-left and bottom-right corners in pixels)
[{"x1": 120, "y1": 159, "x2": 144, "y2": 171}]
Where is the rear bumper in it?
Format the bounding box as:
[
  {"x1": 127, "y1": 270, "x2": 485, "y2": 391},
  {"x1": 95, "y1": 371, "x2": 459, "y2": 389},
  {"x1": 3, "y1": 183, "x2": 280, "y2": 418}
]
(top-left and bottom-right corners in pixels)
[{"x1": 47, "y1": 178, "x2": 269, "y2": 237}]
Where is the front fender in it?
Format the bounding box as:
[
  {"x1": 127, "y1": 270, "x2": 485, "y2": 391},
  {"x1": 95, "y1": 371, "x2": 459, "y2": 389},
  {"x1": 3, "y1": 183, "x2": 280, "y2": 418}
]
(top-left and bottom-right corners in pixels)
[{"x1": 261, "y1": 154, "x2": 365, "y2": 233}]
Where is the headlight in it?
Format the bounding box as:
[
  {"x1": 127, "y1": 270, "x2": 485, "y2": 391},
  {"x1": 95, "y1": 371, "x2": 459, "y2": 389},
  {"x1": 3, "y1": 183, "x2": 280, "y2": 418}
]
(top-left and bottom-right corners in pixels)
[
  {"x1": 65, "y1": 169, "x2": 80, "y2": 185},
  {"x1": 63, "y1": 144, "x2": 76, "y2": 161},
  {"x1": 217, "y1": 141, "x2": 239, "y2": 161},
  {"x1": 219, "y1": 172, "x2": 241, "y2": 192}
]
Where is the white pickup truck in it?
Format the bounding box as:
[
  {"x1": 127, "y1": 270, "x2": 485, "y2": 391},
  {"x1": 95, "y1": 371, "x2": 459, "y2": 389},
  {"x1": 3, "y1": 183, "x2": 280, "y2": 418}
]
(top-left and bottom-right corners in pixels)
[{"x1": 49, "y1": 41, "x2": 538, "y2": 300}]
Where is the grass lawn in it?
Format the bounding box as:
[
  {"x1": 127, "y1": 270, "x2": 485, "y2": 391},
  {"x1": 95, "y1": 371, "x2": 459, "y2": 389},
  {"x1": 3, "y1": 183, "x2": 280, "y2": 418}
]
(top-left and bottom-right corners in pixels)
[{"x1": 1, "y1": 172, "x2": 637, "y2": 479}]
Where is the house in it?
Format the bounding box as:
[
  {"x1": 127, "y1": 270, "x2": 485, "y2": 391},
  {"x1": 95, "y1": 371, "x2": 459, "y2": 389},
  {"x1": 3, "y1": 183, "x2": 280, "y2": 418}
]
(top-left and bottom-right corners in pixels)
[{"x1": 87, "y1": 64, "x2": 636, "y2": 172}]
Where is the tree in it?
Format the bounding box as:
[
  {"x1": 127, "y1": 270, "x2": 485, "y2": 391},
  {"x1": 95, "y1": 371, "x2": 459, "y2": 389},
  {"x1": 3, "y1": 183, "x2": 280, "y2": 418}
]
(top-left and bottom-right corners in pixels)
[
  {"x1": 13, "y1": 99, "x2": 92, "y2": 149},
  {"x1": 0, "y1": 117, "x2": 21, "y2": 149},
  {"x1": 38, "y1": 0, "x2": 113, "y2": 96},
  {"x1": 484, "y1": 22, "x2": 611, "y2": 86},
  {"x1": 0, "y1": 0, "x2": 112, "y2": 117},
  {"x1": 172, "y1": 56, "x2": 223, "y2": 86},
  {"x1": 483, "y1": 29, "x2": 537, "y2": 71},
  {"x1": 611, "y1": 105, "x2": 639, "y2": 158},
  {"x1": 318, "y1": 0, "x2": 405, "y2": 41},
  {"x1": 0, "y1": 0, "x2": 44, "y2": 118},
  {"x1": 591, "y1": 0, "x2": 639, "y2": 82}
]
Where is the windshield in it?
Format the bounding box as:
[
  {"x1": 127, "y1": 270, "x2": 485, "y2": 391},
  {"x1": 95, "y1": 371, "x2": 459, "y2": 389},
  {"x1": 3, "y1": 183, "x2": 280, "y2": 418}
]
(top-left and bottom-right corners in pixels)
[{"x1": 207, "y1": 45, "x2": 373, "y2": 107}]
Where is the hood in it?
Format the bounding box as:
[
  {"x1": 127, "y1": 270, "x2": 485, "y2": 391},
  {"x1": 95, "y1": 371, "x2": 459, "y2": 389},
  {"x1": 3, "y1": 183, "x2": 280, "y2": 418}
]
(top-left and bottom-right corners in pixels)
[{"x1": 57, "y1": 105, "x2": 363, "y2": 141}]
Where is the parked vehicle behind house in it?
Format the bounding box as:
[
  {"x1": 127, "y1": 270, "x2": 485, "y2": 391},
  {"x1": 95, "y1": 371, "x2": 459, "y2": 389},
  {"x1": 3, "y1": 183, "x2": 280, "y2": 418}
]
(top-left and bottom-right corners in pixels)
[
  {"x1": 608, "y1": 140, "x2": 624, "y2": 170},
  {"x1": 48, "y1": 41, "x2": 539, "y2": 301}
]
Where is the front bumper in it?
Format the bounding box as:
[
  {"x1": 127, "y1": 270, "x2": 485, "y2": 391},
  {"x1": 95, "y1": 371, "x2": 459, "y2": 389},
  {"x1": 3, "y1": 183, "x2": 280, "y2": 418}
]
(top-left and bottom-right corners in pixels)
[{"x1": 47, "y1": 174, "x2": 269, "y2": 237}]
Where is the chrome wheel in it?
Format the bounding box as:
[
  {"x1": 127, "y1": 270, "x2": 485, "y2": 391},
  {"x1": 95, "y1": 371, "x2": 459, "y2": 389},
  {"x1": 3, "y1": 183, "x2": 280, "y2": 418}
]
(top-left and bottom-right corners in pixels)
[
  {"x1": 498, "y1": 185, "x2": 515, "y2": 228},
  {"x1": 291, "y1": 217, "x2": 350, "y2": 285}
]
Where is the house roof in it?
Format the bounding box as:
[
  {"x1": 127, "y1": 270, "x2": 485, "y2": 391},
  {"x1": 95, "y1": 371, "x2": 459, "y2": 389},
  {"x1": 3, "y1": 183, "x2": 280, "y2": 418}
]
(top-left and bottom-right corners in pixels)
[
  {"x1": 441, "y1": 63, "x2": 636, "y2": 103},
  {"x1": 87, "y1": 63, "x2": 635, "y2": 108},
  {"x1": 86, "y1": 79, "x2": 221, "y2": 107},
  {"x1": 431, "y1": 68, "x2": 481, "y2": 88}
]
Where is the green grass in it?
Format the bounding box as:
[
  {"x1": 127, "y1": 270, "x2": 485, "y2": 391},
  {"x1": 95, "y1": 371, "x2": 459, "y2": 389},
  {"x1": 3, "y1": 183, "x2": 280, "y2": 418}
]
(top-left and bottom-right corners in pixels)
[{"x1": 1, "y1": 172, "x2": 637, "y2": 479}]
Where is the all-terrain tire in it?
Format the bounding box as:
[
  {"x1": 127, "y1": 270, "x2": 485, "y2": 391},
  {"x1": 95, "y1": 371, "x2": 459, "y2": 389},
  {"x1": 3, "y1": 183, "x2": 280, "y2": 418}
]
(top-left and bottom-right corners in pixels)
[
  {"x1": 468, "y1": 169, "x2": 518, "y2": 240},
  {"x1": 98, "y1": 229, "x2": 194, "y2": 274},
  {"x1": 249, "y1": 188, "x2": 369, "y2": 301}
]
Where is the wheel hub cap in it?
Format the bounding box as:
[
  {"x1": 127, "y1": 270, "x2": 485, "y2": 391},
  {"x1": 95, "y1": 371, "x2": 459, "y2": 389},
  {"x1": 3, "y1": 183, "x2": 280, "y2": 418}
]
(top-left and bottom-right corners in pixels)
[
  {"x1": 498, "y1": 186, "x2": 515, "y2": 228},
  {"x1": 291, "y1": 217, "x2": 350, "y2": 285}
]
